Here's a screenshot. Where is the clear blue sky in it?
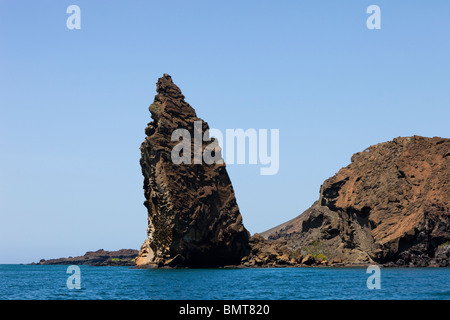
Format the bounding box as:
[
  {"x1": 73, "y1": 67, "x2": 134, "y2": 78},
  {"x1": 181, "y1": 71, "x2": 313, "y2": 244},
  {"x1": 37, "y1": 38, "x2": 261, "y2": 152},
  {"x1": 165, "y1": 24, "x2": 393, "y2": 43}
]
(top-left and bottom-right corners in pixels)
[{"x1": 1, "y1": 1, "x2": 449, "y2": 263}]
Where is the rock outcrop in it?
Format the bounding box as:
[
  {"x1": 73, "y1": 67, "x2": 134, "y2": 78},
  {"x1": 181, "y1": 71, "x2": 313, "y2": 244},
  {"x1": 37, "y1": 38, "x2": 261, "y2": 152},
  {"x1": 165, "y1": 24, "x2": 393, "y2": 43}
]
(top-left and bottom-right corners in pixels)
[
  {"x1": 32, "y1": 249, "x2": 138, "y2": 266},
  {"x1": 241, "y1": 233, "x2": 347, "y2": 267},
  {"x1": 136, "y1": 74, "x2": 250, "y2": 268},
  {"x1": 262, "y1": 136, "x2": 450, "y2": 266},
  {"x1": 134, "y1": 75, "x2": 449, "y2": 268}
]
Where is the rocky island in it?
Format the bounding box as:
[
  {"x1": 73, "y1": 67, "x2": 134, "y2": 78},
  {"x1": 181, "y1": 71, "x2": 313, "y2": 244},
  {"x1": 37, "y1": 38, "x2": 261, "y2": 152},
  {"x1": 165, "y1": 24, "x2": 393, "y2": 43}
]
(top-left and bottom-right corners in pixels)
[
  {"x1": 32, "y1": 249, "x2": 138, "y2": 266},
  {"x1": 136, "y1": 74, "x2": 449, "y2": 268},
  {"x1": 33, "y1": 75, "x2": 450, "y2": 268}
]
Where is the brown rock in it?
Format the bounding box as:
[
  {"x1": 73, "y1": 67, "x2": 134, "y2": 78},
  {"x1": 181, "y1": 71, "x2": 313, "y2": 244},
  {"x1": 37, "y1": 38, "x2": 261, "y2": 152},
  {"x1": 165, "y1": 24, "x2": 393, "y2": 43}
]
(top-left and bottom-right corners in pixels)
[
  {"x1": 136, "y1": 74, "x2": 250, "y2": 268},
  {"x1": 262, "y1": 136, "x2": 450, "y2": 266},
  {"x1": 276, "y1": 254, "x2": 291, "y2": 265},
  {"x1": 331, "y1": 257, "x2": 343, "y2": 264},
  {"x1": 301, "y1": 254, "x2": 316, "y2": 265}
]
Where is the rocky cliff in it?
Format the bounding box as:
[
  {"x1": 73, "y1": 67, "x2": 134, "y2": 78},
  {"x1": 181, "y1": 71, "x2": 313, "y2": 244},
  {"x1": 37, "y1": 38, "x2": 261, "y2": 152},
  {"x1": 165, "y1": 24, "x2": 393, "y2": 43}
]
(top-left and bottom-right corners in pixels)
[
  {"x1": 135, "y1": 74, "x2": 250, "y2": 268},
  {"x1": 262, "y1": 136, "x2": 450, "y2": 267}
]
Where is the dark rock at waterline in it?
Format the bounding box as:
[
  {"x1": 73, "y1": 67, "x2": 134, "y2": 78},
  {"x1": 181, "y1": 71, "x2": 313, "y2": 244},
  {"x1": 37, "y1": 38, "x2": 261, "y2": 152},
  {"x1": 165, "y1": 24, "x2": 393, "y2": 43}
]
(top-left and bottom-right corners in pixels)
[{"x1": 31, "y1": 249, "x2": 138, "y2": 266}]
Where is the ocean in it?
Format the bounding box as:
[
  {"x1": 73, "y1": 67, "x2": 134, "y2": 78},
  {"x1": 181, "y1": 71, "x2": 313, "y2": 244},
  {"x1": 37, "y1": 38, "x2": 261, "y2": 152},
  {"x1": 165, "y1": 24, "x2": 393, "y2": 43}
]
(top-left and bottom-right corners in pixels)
[{"x1": 0, "y1": 264, "x2": 449, "y2": 300}]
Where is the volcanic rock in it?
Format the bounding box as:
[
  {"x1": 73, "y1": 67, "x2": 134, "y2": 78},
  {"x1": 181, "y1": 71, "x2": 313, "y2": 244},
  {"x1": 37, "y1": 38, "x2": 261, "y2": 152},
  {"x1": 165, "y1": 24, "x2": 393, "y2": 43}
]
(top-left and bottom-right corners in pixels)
[
  {"x1": 301, "y1": 254, "x2": 316, "y2": 266},
  {"x1": 32, "y1": 249, "x2": 138, "y2": 266},
  {"x1": 135, "y1": 74, "x2": 250, "y2": 268},
  {"x1": 242, "y1": 234, "x2": 302, "y2": 267},
  {"x1": 433, "y1": 243, "x2": 450, "y2": 267},
  {"x1": 262, "y1": 136, "x2": 450, "y2": 266}
]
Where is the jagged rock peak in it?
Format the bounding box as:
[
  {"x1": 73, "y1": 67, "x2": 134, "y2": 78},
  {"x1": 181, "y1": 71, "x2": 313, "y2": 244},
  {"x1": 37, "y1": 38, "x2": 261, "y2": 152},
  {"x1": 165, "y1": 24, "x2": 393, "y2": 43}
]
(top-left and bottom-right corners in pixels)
[
  {"x1": 156, "y1": 73, "x2": 185, "y2": 100},
  {"x1": 147, "y1": 74, "x2": 196, "y2": 123},
  {"x1": 136, "y1": 74, "x2": 250, "y2": 268}
]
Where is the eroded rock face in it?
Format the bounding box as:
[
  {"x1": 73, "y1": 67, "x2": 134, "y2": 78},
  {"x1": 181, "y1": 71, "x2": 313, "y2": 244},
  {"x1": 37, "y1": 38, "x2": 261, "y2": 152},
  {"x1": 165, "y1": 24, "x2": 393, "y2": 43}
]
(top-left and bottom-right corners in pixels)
[
  {"x1": 263, "y1": 136, "x2": 450, "y2": 266},
  {"x1": 135, "y1": 74, "x2": 250, "y2": 268}
]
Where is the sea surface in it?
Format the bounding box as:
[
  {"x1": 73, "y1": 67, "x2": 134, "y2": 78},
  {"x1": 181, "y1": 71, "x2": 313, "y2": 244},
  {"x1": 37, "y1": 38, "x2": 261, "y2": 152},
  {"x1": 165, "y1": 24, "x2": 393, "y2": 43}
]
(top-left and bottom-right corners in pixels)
[{"x1": 0, "y1": 264, "x2": 449, "y2": 300}]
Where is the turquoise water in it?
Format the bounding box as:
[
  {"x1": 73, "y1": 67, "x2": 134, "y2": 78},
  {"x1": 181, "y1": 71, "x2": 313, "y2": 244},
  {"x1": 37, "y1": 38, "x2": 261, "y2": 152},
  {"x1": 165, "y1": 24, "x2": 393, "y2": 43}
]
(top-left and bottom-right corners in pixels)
[{"x1": 0, "y1": 265, "x2": 449, "y2": 300}]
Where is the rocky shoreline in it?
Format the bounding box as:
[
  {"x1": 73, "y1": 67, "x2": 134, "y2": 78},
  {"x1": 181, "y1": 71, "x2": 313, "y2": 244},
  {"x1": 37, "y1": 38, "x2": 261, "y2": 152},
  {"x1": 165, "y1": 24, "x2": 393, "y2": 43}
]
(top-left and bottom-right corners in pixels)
[
  {"x1": 242, "y1": 234, "x2": 449, "y2": 269},
  {"x1": 32, "y1": 241, "x2": 449, "y2": 268},
  {"x1": 31, "y1": 249, "x2": 138, "y2": 266}
]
